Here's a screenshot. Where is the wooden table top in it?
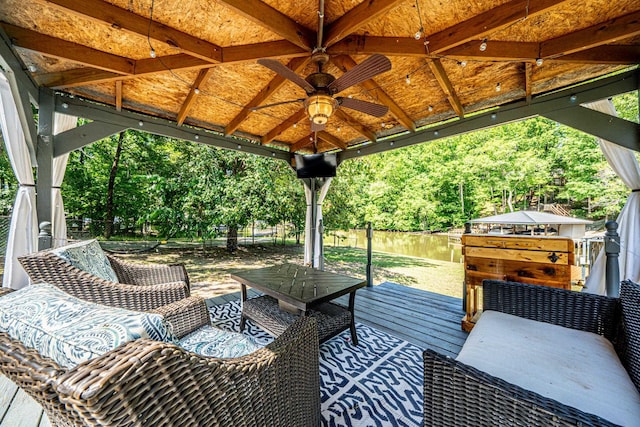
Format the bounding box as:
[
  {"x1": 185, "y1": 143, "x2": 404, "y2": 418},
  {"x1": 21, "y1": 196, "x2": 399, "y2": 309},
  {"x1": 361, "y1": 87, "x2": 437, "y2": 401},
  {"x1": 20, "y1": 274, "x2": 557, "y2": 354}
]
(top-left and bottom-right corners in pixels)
[{"x1": 230, "y1": 263, "x2": 366, "y2": 308}]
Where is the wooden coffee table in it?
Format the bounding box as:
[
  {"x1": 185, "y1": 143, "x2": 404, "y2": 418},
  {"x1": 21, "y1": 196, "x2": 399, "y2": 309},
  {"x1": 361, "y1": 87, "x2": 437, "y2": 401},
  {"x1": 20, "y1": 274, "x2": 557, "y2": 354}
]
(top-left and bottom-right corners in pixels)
[{"x1": 230, "y1": 263, "x2": 366, "y2": 345}]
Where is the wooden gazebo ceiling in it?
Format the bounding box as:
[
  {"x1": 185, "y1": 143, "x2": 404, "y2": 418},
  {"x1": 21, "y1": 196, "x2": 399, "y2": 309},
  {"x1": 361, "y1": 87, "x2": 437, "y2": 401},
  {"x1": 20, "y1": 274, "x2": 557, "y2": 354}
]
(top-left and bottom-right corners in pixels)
[{"x1": 1, "y1": 0, "x2": 639, "y2": 154}]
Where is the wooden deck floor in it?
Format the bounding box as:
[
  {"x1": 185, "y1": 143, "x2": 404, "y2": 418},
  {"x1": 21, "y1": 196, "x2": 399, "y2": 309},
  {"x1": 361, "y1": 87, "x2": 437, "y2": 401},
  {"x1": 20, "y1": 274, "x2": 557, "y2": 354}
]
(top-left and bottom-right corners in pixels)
[{"x1": 0, "y1": 282, "x2": 468, "y2": 426}]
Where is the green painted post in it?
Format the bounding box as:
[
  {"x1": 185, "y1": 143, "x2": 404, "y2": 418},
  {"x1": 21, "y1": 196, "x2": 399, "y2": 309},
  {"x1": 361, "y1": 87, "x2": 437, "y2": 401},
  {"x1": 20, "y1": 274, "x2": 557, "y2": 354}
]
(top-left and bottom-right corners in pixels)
[{"x1": 366, "y1": 222, "x2": 373, "y2": 287}]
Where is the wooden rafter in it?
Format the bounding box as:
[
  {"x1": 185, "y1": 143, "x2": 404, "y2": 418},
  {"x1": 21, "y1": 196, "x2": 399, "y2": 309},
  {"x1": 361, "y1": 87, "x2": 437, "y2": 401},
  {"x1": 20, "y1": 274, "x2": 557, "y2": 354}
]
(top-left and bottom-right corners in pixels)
[
  {"x1": 261, "y1": 109, "x2": 307, "y2": 145},
  {"x1": 317, "y1": 131, "x2": 347, "y2": 150},
  {"x1": 225, "y1": 56, "x2": 310, "y2": 136},
  {"x1": 222, "y1": 41, "x2": 307, "y2": 63},
  {"x1": 328, "y1": 36, "x2": 426, "y2": 57},
  {"x1": 216, "y1": 0, "x2": 314, "y2": 51},
  {"x1": 37, "y1": 0, "x2": 222, "y2": 62},
  {"x1": 553, "y1": 45, "x2": 640, "y2": 64},
  {"x1": 333, "y1": 109, "x2": 377, "y2": 142},
  {"x1": 426, "y1": 0, "x2": 569, "y2": 54},
  {"x1": 1, "y1": 23, "x2": 134, "y2": 74},
  {"x1": 290, "y1": 133, "x2": 315, "y2": 153},
  {"x1": 443, "y1": 40, "x2": 539, "y2": 62},
  {"x1": 525, "y1": 63, "x2": 533, "y2": 104},
  {"x1": 332, "y1": 55, "x2": 415, "y2": 132},
  {"x1": 324, "y1": 0, "x2": 405, "y2": 48},
  {"x1": 428, "y1": 59, "x2": 464, "y2": 118},
  {"x1": 115, "y1": 81, "x2": 123, "y2": 111},
  {"x1": 176, "y1": 68, "x2": 214, "y2": 126},
  {"x1": 540, "y1": 10, "x2": 640, "y2": 58}
]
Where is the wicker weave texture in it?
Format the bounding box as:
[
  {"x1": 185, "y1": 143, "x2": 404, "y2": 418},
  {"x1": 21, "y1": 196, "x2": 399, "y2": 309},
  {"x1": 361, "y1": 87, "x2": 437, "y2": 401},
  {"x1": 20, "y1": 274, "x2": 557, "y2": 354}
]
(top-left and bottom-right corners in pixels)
[
  {"x1": 18, "y1": 251, "x2": 190, "y2": 311},
  {"x1": 620, "y1": 280, "x2": 640, "y2": 391},
  {"x1": 243, "y1": 295, "x2": 351, "y2": 343},
  {"x1": 150, "y1": 296, "x2": 212, "y2": 339}
]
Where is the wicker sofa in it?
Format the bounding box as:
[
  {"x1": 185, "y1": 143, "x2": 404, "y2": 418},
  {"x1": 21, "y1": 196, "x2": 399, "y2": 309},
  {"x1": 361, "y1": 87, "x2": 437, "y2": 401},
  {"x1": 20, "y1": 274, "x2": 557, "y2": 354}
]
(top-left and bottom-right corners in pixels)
[
  {"x1": 0, "y1": 286, "x2": 320, "y2": 427},
  {"x1": 424, "y1": 279, "x2": 640, "y2": 427},
  {"x1": 18, "y1": 239, "x2": 190, "y2": 311}
]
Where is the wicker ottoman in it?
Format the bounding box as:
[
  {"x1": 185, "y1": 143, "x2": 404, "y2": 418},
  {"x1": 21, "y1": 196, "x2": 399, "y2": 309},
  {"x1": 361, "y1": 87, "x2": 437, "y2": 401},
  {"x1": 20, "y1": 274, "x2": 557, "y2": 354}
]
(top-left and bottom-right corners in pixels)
[{"x1": 242, "y1": 295, "x2": 353, "y2": 344}]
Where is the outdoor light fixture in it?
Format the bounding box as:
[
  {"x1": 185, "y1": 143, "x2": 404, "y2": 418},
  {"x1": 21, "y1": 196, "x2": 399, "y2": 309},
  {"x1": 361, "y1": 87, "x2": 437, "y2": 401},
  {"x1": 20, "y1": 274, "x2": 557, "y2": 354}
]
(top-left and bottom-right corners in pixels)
[{"x1": 305, "y1": 94, "x2": 336, "y2": 126}]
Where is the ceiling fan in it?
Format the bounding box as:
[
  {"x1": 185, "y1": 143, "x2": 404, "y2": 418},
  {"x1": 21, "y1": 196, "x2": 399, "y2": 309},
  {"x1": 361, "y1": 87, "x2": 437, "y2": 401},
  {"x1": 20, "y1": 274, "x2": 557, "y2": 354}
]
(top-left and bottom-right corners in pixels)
[{"x1": 255, "y1": 52, "x2": 392, "y2": 132}]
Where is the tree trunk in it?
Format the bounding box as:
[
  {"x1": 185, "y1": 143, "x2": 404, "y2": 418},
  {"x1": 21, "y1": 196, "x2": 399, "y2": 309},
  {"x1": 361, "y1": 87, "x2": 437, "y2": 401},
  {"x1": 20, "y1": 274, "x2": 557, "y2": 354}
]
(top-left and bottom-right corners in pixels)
[
  {"x1": 507, "y1": 189, "x2": 514, "y2": 212},
  {"x1": 459, "y1": 182, "x2": 464, "y2": 215},
  {"x1": 227, "y1": 225, "x2": 238, "y2": 252},
  {"x1": 104, "y1": 132, "x2": 124, "y2": 239}
]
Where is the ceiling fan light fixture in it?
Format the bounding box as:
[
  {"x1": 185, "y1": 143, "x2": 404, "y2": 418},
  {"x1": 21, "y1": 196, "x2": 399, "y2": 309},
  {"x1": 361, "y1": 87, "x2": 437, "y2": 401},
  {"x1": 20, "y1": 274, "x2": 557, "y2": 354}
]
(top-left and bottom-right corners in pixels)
[{"x1": 305, "y1": 94, "x2": 336, "y2": 125}]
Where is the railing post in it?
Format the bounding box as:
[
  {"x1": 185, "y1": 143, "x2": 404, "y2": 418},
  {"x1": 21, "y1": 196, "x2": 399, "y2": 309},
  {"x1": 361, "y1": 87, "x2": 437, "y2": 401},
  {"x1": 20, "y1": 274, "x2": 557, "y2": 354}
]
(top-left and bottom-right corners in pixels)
[
  {"x1": 318, "y1": 219, "x2": 324, "y2": 271},
  {"x1": 366, "y1": 222, "x2": 373, "y2": 287},
  {"x1": 604, "y1": 220, "x2": 620, "y2": 297},
  {"x1": 38, "y1": 221, "x2": 52, "y2": 251},
  {"x1": 462, "y1": 222, "x2": 471, "y2": 311}
]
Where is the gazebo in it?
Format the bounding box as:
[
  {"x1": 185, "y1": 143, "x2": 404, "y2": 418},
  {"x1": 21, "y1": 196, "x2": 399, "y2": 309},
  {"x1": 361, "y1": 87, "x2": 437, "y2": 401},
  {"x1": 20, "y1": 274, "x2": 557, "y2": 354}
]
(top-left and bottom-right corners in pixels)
[
  {"x1": 469, "y1": 210, "x2": 593, "y2": 238},
  {"x1": 0, "y1": 0, "x2": 638, "y2": 291}
]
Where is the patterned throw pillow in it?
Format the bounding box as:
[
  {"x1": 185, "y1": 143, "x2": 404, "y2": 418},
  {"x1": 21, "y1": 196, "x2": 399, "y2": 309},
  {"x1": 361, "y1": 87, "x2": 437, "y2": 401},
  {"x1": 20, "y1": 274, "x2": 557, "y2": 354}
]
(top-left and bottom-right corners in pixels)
[
  {"x1": 179, "y1": 325, "x2": 260, "y2": 358},
  {"x1": 51, "y1": 239, "x2": 119, "y2": 282},
  {"x1": 0, "y1": 284, "x2": 177, "y2": 368}
]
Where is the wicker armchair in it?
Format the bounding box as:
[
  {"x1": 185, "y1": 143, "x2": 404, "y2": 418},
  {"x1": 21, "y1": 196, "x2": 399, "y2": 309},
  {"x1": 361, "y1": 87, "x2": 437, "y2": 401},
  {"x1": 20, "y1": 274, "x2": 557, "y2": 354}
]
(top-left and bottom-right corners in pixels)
[
  {"x1": 0, "y1": 288, "x2": 321, "y2": 427},
  {"x1": 424, "y1": 279, "x2": 640, "y2": 427},
  {"x1": 18, "y1": 249, "x2": 190, "y2": 311}
]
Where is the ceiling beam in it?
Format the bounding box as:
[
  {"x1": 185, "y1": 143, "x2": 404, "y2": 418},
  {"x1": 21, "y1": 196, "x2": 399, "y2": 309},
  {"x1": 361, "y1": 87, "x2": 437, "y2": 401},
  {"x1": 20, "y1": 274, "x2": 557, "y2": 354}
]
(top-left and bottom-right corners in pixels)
[
  {"x1": 290, "y1": 133, "x2": 314, "y2": 153},
  {"x1": 339, "y1": 69, "x2": 640, "y2": 161},
  {"x1": 442, "y1": 40, "x2": 539, "y2": 62},
  {"x1": 542, "y1": 106, "x2": 640, "y2": 152},
  {"x1": 115, "y1": 80, "x2": 122, "y2": 111},
  {"x1": 176, "y1": 68, "x2": 214, "y2": 125},
  {"x1": 261, "y1": 109, "x2": 307, "y2": 145},
  {"x1": 54, "y1": 94, "x2": 290, "y2": 160},
  {"x1": 328, "y1": 36, "x2": 426, "y2": 57},
  {"x1": 552, "y1": 45, "x2": 640, "y2": 64},
  {"x1": 525, "y1": 62, "x2": 533, "y2": 104},
  {"x1": 428, "y1": 59, "x2": 464, "y2": 118},
  {"x1": 317, "y1": 131, "x2": 347, "y2": 150},
  {"x1": 541, "y1": 10, "x2": 640, "y2": 58},
  {"x1": 324, "y1": 0, "x2": 405, "y2": 48},
  {"x1": 53, "y1": 121, "x2": 127, "y2": 157},
  {"x1": 216, "y1": 0, "x2": 314, "y2": 51},
  {"x1": 426, "y1": 0, "x2": 568, "y2": 54},
  {"x1": 333, "y1": 109, "x2": 377, "y2": 142},
  {"x1": 225, "y1": 56, "x2": 310, "y2": 136},
  {"x1": 222, "y1": 40, "x2": 308, "y2": 63},
  {"x1": 1, "y1": 23, "x2": 134, "y2": 75},
  {"x1": 331, "y1": 55, "x2": 415, "y2": 132},
  {"x1": 38, "y1": 0, "x2": 222, "y2": 62}
]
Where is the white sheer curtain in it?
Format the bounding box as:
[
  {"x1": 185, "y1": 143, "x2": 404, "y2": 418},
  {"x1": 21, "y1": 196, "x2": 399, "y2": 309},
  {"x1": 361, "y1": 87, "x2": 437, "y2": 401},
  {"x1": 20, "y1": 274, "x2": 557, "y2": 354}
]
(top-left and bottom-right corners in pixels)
[
  {"x1": 52, "y1": 114, "x2": 77, "y2": 248},
  {"x1": 0, "y1": 73, "x2": 37, "y2": 289},
  {"x1": 584, "y1": 99, "x2": 640, "y2": 295},
  {"x1": 303, "y1": 178, "x2": 332, "y2": 267}
]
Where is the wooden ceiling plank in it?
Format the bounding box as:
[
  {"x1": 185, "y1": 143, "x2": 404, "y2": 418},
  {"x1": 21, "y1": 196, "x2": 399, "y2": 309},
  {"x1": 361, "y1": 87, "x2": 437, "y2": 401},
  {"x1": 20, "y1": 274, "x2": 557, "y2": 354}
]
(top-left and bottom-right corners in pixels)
[
  {"x1": 551, "y1": 45, "x2": 640, "y2": 65},
  {"x1": 324, "y1": 0, "x2": 405, "y2": 48},
  {"x1": 541, "y1": 11, "x2": 640, "y2": 58},
  {"x1": 334, "y1": 109, "x2": 377, "y2": 142},
  {"x1": 2, "y1": 23, "x2": 134, "y2": 74},
  {"x1": 216, "y1": 0, "x2": 314, "y2": 51},
  {"x1": 39, "y1": 0, "x2": 222, "y2": 62},
  {"x1": 115, "y1": 80, "x2": 123, "y2": 111},
  {"x1": 261, "y1": 109, "x2": 307, "y2": 145},
  {"x1": 291, "y1": 133, "x2": 314, "y2": 153},
  {"x1": 317, "y1": 131, "x2": 347, "y2": 150},
  {"x1": 225, "y1": 57, "x2": 310, "y2": 136},
  {"x1": 525, "y1": 62, "x2": 533, "y2": 104},
  {"x1": 328, "y1": 36, "x2": 427, "y2": 57},
  {"x1": 332, "y1": 55, "x2": 415, "y2": 132},
  {"x1": 428, "y1": 59, "x2": 464, "y2": 118},
  {"x1": 443, "y1": 40, "x2": 540, "y2": 62},
  {"x1": 222, "y1": 41, "x2": 308, "y2": 63},
  {"x1": 176, "y1": 68, "x2": 214, "y2": 125},
  {"x1": 426, "y1": 0, "x2": 569, "y2": 54}
]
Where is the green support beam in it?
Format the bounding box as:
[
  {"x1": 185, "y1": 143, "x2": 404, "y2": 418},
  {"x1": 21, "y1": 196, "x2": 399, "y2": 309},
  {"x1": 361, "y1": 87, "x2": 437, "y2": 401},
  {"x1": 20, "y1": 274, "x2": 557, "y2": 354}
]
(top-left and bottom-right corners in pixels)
[
  {"x1": 36, "y1": 88, "x2": 54, "y2": 241},
  {"x1": 54, "y1": 120, "x2": 128, "y2": 157}
]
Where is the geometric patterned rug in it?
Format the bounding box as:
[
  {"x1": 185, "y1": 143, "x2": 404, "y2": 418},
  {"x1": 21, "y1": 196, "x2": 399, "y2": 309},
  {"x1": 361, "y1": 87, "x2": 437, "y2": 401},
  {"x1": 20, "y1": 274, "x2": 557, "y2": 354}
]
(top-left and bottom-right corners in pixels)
[{"x1": 209, "y1": 301, "x2": 424, "y2": 427}]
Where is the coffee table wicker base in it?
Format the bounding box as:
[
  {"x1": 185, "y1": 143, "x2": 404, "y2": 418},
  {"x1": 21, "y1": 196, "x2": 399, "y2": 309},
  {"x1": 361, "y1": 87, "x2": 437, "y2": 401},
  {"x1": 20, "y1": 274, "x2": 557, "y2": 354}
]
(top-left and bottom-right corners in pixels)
[{"x1": 242, "y1": 295, "x2": 355, "y2": 344}]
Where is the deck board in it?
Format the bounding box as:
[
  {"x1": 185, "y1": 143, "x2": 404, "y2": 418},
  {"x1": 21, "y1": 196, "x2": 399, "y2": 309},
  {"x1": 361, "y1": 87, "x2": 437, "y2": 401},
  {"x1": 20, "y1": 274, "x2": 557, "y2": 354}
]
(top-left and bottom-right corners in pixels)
[{"x1": 0, "y1": 281, "x2": 467, "y2": 425}]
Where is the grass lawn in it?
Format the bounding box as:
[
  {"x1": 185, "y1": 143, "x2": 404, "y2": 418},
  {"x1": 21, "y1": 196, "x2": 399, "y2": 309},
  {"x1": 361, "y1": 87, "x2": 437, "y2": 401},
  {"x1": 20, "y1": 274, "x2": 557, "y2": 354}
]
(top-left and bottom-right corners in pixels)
[{"x1": 110, "y1": 242, "x2": 464, "y2": 300}]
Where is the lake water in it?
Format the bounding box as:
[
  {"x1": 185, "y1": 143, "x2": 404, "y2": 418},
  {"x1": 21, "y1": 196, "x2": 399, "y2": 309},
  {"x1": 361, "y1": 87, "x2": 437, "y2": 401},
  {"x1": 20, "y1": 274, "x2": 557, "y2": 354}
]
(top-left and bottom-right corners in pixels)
[{"x1": 325, "y1": 229, "x2": 462, "y2": 263}]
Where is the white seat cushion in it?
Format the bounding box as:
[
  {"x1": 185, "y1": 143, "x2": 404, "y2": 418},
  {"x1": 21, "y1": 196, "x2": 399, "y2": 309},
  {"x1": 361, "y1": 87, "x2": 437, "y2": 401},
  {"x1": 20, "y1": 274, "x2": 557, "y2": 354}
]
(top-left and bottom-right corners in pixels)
[
  {"x1": 457, "y1": 310, "x2": 640, "y2": 426},
  {"x1": 51, "y1": 239, "x2": 118, "y2": 282}
]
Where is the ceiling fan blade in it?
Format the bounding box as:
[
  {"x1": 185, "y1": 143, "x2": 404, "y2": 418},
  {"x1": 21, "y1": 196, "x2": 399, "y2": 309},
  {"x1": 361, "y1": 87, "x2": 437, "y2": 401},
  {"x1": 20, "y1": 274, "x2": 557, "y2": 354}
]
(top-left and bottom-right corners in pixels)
[
  {"x1": 310, "y1": 121, "x2": 326, "y2": 132},
  {"x1": 257, "y1": 59, "x2": 315, "y2": 93},
  {"x1": 338, "y1": 97, "x2": 389, "y2": 117},
  {"x1": 250, "y1": 99, "x2": 305, "y2": 111},
  {"x1": 327, "y1": 54, "x2": 392, "y2": 94}
]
